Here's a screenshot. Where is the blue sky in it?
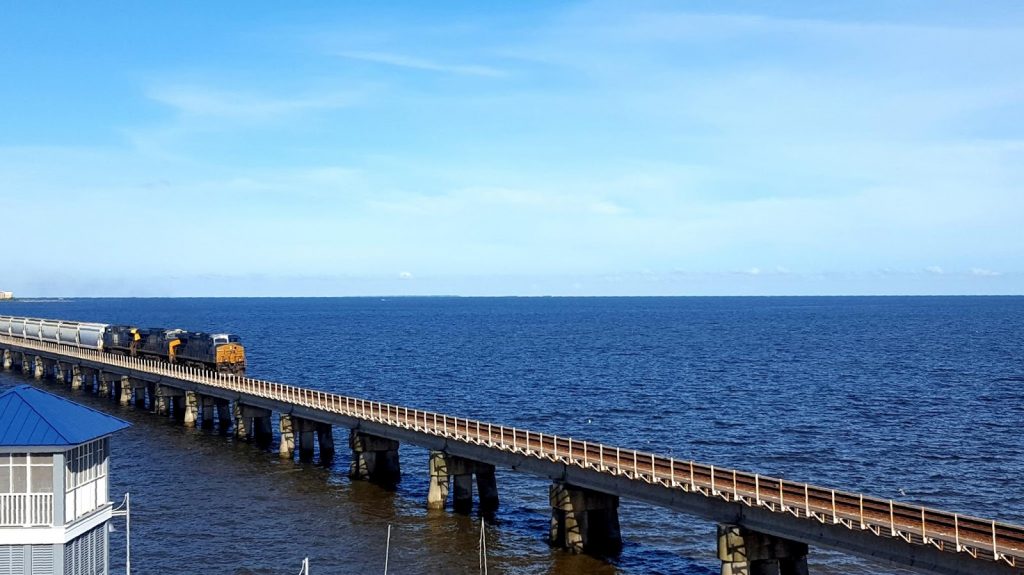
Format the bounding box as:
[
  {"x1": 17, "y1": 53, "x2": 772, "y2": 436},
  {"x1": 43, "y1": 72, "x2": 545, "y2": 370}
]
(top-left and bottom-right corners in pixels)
[{"x1": 1, "y1": 1, "x2": 1022, "y2": 296}]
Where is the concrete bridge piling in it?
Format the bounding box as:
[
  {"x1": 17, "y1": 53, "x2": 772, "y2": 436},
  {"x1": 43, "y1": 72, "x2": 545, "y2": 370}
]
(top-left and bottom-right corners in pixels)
[
  {"x1": 233, "y1": 402, "x2": 248, "y2": 439},
  {"x1": 549, "y1": 482, "x2": 621, "y2": 554},
  {"x1": 316, "y1": 423, "x2": 335, "y2": 462},
  {"x1": 71, "y1": 364, "x2": 84, "y2": 390},
  {"x1": 349, "y1": 430, "x2": 400, "y2": 484},
  {"x1": 97, "y1": 371, "x2": 111, "y2": 397},
  {"x1": 215, "y1": 399, "x2": 232, "y2": 430},
  {"x1": 279, "y1": 414, "x2": 296, "y2": 458},
  {"x1": 254, "y1": 410, "x2": 274, "y2": 446},
  {"x1": 182, "y1": 391, "x2": 199, "y2": 427},
  {"x1": 427, "y1": 451, "x2": 499, "y2": 513},
  {"x1": 232, "y1": 403, "x2": 273, "y2": 445},
  {"x1": 296, "y1": 417, "x2": 315, "y2": 460},
  {"x1": 717, "y1": 524, "x2": 809, "y2": 575},
  {"x1": 199, "y1": 395, "x2": 217, "y2": 428},
  {"x1": 285, "y1": 417, "x2": 334, "y2": 463}
]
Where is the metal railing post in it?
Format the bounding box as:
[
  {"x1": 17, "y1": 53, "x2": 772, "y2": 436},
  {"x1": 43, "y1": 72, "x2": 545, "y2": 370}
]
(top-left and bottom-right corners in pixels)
[{"x1": 955, "y1": 514, "x2": 961, "y2": 551}]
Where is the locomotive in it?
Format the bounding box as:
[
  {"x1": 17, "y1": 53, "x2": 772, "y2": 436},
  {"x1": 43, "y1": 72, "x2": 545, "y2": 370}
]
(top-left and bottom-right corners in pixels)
[{"x1": 0, "y1": 315, "x2": 246, "y2": 375}]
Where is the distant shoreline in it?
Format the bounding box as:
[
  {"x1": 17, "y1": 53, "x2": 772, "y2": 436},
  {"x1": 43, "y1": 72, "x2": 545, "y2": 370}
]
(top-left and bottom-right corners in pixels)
[{"x1": 2, "y1": 294, "x2": 1023, "y2": 300}]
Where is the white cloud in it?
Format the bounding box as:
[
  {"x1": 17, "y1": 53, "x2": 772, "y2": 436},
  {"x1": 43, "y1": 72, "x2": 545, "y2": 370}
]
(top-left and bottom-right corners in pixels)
[
  {"x1": 925, "y1": 266, "x2": 945, "y2": 275},
  {"x1": 590, "y1": 201, "x2": 627, "y2": 215},
  {"x1": 971, "y1": 268, "x2": 1002, "y2": 277},
  {"x1": 399, "y1": 271, "x2": 414, "y2": 279},
  {"x1": 336, "y1": 51, "x2": 507, "y2": 78},
  {"x1": 148, "y1": 85, "x2": 356, "y2": 120}
]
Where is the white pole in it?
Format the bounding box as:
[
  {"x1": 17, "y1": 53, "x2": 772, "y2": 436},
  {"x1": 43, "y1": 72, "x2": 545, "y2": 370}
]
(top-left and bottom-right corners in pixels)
[
  {"x1": 125, "y1": 492, "x2": 131, "y2": 575},
  {"x1": 112, "y1": 493, "x2": 131, "y2": 575},
  {"x1": 479, "y1": 518, "x2": 488, "y2": 575},
  {"x1": 383, "y1": 525, "x2": 391, "y2": 575}
]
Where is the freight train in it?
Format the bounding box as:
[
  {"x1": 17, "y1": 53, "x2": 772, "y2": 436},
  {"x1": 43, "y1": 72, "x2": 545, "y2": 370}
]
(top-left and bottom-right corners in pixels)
[{"x1": 0, "y1": 315, "x2": 246, "y2": 375}]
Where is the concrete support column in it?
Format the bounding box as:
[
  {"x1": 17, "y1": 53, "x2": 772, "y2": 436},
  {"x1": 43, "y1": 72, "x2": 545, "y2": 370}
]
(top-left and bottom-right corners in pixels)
[
  {"x1": 316, "y1": 424, "x2": 335, "y2": 462},
  {"x1": 549, "y1": 482, "x2": 621, "y2": 555},
  {"x1": 124, "y1": 380, "x2": 138, "y2": 407},
  {"x1": 296, "y1": 418, "x2": 316, "y2": 461},
  {"x1": 717, "y1": 524, "x2": 809, "y2": 575},
  {"x1": 476, "y1": 465, "x2": 499, "y2": 512},
  {"x1": 1, "y1": 349, "x2": 11, "y2": 370},
  {"x1": 427, "y1": 451, "x2": 450, "y2": 510},
  {"x1": 33, "y1": 356, "x2": 44, "y2": 379},
  {"x1": 279, "y1": 414, "x2": 295, "y2": 459},
  {"x1": 97, "y1": 371, "x2": 110, "y2": 397},
  {"x1": 199, "y1": 395, "x2": 216, "y2": 428},
  {"x1": 215, "y1": 399, "x2": 231, "y2": 430},
  {"x1": 236, "y1": 404, "x2": 270, "y2": 443},
  {"x1": 233, "y1": 402, "x2": 248, "y2": 439},
  {"x1": 155, "y1": 386, "x2": 169, "y2": 416},
  {"x1": 453, "y1": 473, "x2": 474, "y2": 513},
  {"x1": 21, "y1": 353, "x2": 31, "y2": 374},
  {"x1": 71, "y1": 365, "x2": 84, "y2": 390},
  {"x1": 779, "y1": 557, "x2": 810, "y2": 575},
  {"x1": 349, "y1": 430, "x2": 400, "y2": 484},
  {"x1": 426, "y1": 452, "x2": 499, "y2": 513},
  {"x1": 81, "y1": 368, "x2": 94, "y2": 392},
  {"x1": 171, "y1": 396, "x2": 186, "y2": 422},
  {"x1": 119, "y1": 376, "x2": 132, "y2": 406},
  {"x1": 51, "y1": 360, "x2": 63, "y2": 382},
  {"x1": 253, "y1": 414, "x2": 274, "y2": 446},
  {"x1": 145, "y1": 382, "x2": 156, "y2": 410}
]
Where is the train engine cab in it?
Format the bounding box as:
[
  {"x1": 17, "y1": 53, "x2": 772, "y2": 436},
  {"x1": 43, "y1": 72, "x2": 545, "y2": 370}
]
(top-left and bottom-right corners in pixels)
[
  {"x1": 213, "y1": 334, "x2": 246, "y2": 375},
  {"x1": 174, "y1": 332, "x2": 246, "y2": 375}
]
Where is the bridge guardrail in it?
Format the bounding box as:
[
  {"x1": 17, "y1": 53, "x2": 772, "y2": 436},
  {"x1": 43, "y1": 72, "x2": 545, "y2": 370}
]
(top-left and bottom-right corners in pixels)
[{"x1": 2, "y1": 334, "x2": 1021, "y2": 568}]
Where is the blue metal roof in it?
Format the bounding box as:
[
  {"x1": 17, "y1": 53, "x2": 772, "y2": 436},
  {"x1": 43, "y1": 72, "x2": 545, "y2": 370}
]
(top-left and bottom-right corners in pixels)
[{"x1": 0, "y1": 385, "x2": 130, "y2": 447}]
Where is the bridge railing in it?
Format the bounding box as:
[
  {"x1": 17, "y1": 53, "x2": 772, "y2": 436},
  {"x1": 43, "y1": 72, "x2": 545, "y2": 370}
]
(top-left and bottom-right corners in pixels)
[
  {"x1": 0, "y1": 493, "x2": 53, "y2": 527},
  {"x1": 2, "y1": 334, "x2": 1022, "y2": 567}
]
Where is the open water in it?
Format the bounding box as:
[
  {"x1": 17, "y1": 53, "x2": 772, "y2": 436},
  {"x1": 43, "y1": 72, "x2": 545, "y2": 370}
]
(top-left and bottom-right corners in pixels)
[{"x1": 1, "y1": 296, "x2": 1022, "y2": 574}]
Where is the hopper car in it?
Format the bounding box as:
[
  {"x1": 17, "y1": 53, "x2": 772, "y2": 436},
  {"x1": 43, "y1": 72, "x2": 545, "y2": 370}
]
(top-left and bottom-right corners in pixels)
[{"x1": 0, "y1": 315, "x2": 245, "y2": 375}]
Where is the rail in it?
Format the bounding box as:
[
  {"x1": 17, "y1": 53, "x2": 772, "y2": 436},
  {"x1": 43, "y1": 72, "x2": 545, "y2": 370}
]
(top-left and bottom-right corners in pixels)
[
  {"x1": 0, "y1": 493, "x2": 53, "y2": 527},
  {"x1": 2, "y1": 334, "x2": 1022, "y2": 568}
]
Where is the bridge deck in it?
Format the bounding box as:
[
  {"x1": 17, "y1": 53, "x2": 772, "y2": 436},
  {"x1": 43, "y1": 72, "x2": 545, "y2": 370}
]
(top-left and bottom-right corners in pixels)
[{"x1": 2, "y1": 334, "x2": 1021, "y2": 575}]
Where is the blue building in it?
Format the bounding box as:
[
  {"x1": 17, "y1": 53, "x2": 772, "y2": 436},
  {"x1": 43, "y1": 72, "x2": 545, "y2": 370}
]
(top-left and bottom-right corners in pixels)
[{"x1": 0, "y1": 385, "x2": 129, "y2": 575}]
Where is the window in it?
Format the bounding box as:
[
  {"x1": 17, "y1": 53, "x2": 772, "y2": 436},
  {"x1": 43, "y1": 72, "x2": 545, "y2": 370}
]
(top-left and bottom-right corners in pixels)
[
  {"x1": 0, "y1": 453, "x2": 53, "y2": 494},
  {"x1": 65, "y1": 439, "x2": 108, "y2": 490},
  {"x1": 64, "y1": 439, "x2": 110, "y2": 522}
]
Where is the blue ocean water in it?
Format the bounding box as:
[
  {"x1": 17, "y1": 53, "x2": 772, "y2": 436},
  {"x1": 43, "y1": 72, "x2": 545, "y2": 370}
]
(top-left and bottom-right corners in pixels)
[{"x1": 1, "y1": 296, "x2": 1021, "y2": 574}]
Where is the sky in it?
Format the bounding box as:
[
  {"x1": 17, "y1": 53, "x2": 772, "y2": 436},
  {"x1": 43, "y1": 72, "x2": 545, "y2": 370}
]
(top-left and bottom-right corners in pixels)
[{"x1": 1, "y1": 1, "x2": 1022, "y2": 296}]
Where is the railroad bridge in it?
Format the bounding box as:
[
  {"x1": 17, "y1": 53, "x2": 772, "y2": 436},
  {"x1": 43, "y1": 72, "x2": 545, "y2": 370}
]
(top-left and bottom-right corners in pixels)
[{"x1": 1, "y1": 334, "x2": 1021, "y2": 575}]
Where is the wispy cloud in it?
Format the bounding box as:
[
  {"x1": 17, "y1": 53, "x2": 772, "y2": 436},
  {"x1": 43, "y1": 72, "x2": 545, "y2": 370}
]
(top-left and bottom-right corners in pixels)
[
  {"x1": 971, "y1": 267, "x2": 1003, "y2": 277},
  {"x1": 336, "y1": 50, "x2": 507, "y2": 77},
  {"x1": 148, "y1": 84, "x2": 357, "y2": 120}
]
